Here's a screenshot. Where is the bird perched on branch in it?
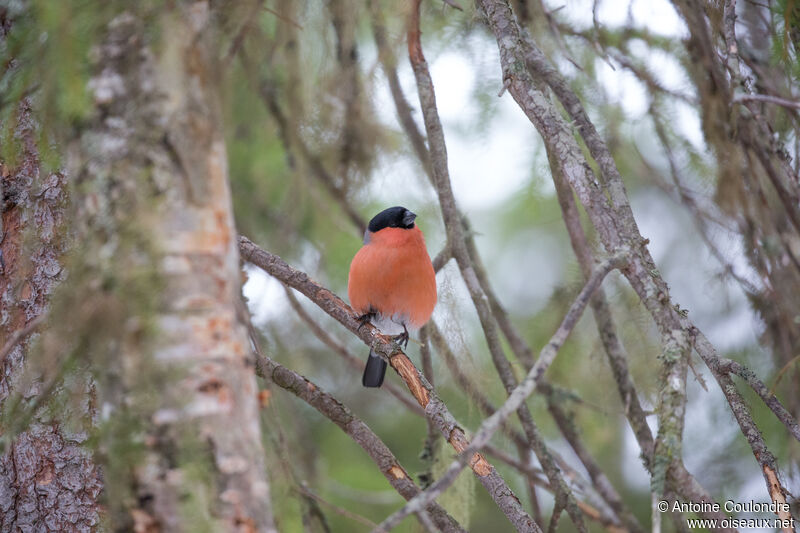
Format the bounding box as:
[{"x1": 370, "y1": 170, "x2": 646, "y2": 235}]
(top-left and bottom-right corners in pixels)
[{"x1": 348, "y1": 206, "x2": 437, "y2": 387}]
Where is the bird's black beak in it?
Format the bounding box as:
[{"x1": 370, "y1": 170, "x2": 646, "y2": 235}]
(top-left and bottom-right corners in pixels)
[{"x1": 402, "y1": 210, "x2": 417, "y2": 227}]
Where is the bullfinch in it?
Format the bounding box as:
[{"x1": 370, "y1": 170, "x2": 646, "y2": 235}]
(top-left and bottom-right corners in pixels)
[{"x1": 348, "y1": 206, "x2": 437, "y2": 387}]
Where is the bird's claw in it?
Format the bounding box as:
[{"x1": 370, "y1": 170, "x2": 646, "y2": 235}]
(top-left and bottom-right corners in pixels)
[
  {"x1": 356, "y1": 312, "x2": 375, "y2": 330},
  {"x1": 394, "y1": 324, "x2": 410, "y2": 348}
]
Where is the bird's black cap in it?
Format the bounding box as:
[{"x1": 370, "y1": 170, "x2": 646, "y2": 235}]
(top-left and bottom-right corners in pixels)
[{"x1": 367, "y1": 206, "x2": 417, "y2": 232}]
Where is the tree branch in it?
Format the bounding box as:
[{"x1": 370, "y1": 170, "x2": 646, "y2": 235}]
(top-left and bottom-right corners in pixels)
[
  {"x1": 689, "y1": 328, "x2": 794, "y2": 528},
  {"x1": 282, "y1": 287, "x2": 425, "y2": 417},
  {"x1": 549, "y1": 153, "x2": 719, "y2": 530},
  {"x1": 478, "y1": 0, "x2": 695, "y2": 511},
  {"x1": 371, "y1": 253, "x2": 626, "y2": 533},
  {"x1": 717, "y1": 358, "x2": 800, "y2": 443},
  {"x1": 238, "y1": 236, "x2": 537, "y2": 531},
  {"x1": 407, "y1": 1, "x2": 586, "y2": 529},
  {"x1": 732, "y1": 93, "x2": 800, "y2": 111},
  {"x1": 255, "y1": 353, "x2": 465, "y2": 533}
]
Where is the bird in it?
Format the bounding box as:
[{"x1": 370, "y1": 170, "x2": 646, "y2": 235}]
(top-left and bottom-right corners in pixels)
[{"x1": 348, "y1": 206, "x2": 437, "y2": 387}]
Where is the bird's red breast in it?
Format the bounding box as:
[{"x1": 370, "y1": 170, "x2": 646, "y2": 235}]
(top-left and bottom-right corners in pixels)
[{"x1": 348, "y1": 226, "x2": 437, "y2": 330}]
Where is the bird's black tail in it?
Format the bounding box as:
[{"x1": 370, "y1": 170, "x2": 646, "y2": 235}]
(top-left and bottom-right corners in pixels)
[{"x1": 362, "y1": 349, "x2": 387, "y2": 388}]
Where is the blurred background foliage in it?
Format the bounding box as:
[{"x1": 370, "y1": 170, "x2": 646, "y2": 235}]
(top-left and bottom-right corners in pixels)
[{"x1": 3, "y1": 0, "x2": 800, "y2": 531}]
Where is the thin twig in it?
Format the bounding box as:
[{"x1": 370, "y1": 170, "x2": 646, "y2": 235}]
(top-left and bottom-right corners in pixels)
[
  {"x1": 418, "y1": 326, "x2": 441, "y2": 490},
  {"x1": 721, "y1": 358, "x2": 800, "y2": 443},
  {"x1": 297, "y1": 482, "x2": 380, "y2": 531},
  {"x1": 528, "y1": 252, "x2": 627, "y2": 385},
  {"x1": 263, "y1": 4, "x2": 303, "y2": 30},
  {"x1": 545, "y1": 395, "x2": 644, "y2": 533},
  {"x1": 0, "y1": 314, "x2": 46, "y2": 367},
  {"x1": 732, "y1": 93, "x2": 800, "y2": 110},
  {"x1": 690, "y1": 329, "x2": 795, "y2": 528},
  {"x1": 430, "y1": 324, "x2": 624, "y2": 530}
]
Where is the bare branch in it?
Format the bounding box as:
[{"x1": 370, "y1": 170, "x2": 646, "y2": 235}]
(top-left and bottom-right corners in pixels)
[
  {"x1": 371, "y1": 254, "x2": 625, "y2": 533},
  {"x1": 283, "y1": 287, "x2": 425, "y2": 417},
  {"x1": 238, "y1": 236, "x2": 537, "y2": 531},
  {"x1": 256, "y1": 353, "x2": 465, "y2": 533},
  {"x1": 722, "y1": 0, "x2": 741, "y2": 76},
  {"x1": 718, "y1": 358, "x2": 800, "y2": 443},
  {"x1": 461, "y1": 216, "x2": 536, "y2": 370},
  {"x1": 545, "y1": 396, "x2": 644, "y2": 533},
  {"x1": 430, "y1": 324, "x2": 628, "y2": 530},
  {"x1": 368, "y1": 0, "x2": 434, "y2": 182},
  {"x1": 689, "y1": 328, "x2": 795, "y2": 528},
  {"x1": 478, "y1": 0, "x2": 696, "y2": 509},
  {"x1": 297, "y1": 482, "x2": 379, "y2": 531},
  {"x1": 417, "y1": 327, "x2": 441, "y2": 490},
  {"x1": 407, "y1": 1, "x2": 585, "y2": 528},
  {"x1": 528, "y1": 253, "x2": 627, "y2": 384},
  {"x1": 549, "y1": 153, "x2": 722, "y2": 529},
  {"x1": 550, "y1": 167, "x2": 657, "y2": 463}
]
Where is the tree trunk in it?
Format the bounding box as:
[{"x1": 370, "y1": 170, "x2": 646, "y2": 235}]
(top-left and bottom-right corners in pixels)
[
  {"x1": 0, "y1": 95, "x2": 103, "y2": 530},
  {"x1": 67, "y1": 4, "x2": 276, "y2": 531}
]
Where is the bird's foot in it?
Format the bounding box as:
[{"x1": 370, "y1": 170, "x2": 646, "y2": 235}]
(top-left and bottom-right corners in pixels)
[
  {"x1": 356, "y1": 311, "x2": 375, "y2": 330},
  {"x1": 394, "y1": 325, "x2": 410, "y2": 348}
]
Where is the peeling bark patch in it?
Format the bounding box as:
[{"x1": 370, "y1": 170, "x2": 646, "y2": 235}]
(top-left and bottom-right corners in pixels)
[
  {"x1": 447, "y1": 427, "x2": 492, "y2": 476},
  {"x1": 391, "y1": 353, "x2": 429, "y2": 406},
  {"x1": 468, "y1": 453, "x2": 492, "y2": 477},
  {"x1": 388, "y1": 465, "x2": 406, "y2": 479},
  {"x1": 198, "y1": 377, "x2": 229, "y2": 406},
  {"x1": 233, "y1": 515, "x2": 257, "y2": 533},
  {"x1": 198, "y1": 377, "x2": 223, "y2": 392},
  {"x1": 762, "y1": 464, "x2": 792, "y2": 521}
]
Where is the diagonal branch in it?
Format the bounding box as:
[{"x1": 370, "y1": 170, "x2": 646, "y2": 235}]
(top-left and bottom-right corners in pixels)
[
  {"x1": 282, "y1": 287, "x2": 424, "y2": 417},
  {"x1": 256, "y1": 354, "x2": 465, "y2": 533},
  {"x1": 430, "y1": 324, "x2": 628, "y2": 531},
  {"x1": 370, "y1": 252, "x2": 626, "y2": 533},
  {"x1": 407, "y1": 1, "x2": 586, "y2": 529},
  {"x1": 550, "y1": 155, "x2": 717, "y2": 531},
  {"x1": 238, "y1": 236, "x2": 538, "y2": 532},
  {"x1": 478, "y1": 1, "x2": 795, "y2": 528},
  {"x1": 477, "y1": 0, "x2": 695, "y2": 513},
  {"x1": 717, "y1": 358, "x2": 800, "y2": 443},
  {"x1": 689, "y1": 328, "x2": 794, "y2": 529}
]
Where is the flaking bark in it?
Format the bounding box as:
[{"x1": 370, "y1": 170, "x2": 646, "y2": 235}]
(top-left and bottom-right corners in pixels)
[
  {"x1": 0, "y1": 99, "x2": 103, "y2": 531},
  {"x1": 71, "y1": 6, "x2": 276, "y2": 531}
]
